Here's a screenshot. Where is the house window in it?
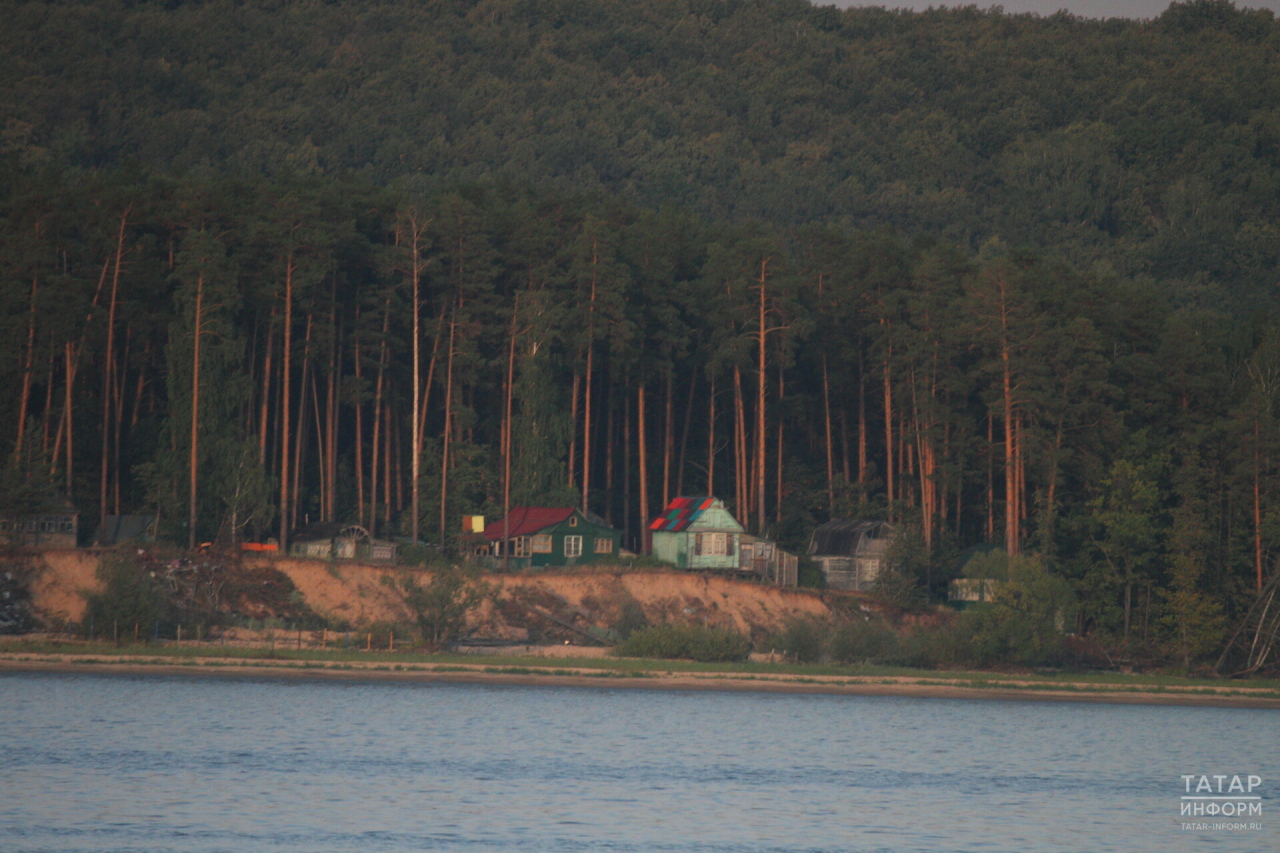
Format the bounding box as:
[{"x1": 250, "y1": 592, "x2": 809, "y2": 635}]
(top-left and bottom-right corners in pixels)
[
  {"x1": 496, "y1": 537, "x2": 528, "y2": 557},
  {"x1": 530, "y1": 534, "x2": 553, "y2": 553},
  {"x1": 564, "y1": 535, "x2": 583, "y2": 558},
  {"x1": 568, "y1": 516, "x2": 578, "y2": 527},
  {"x1": 594, "y1": 537, "x2": 613, "y2": 554},
  {"x1": 696, "y1": 532, "x2": 732, "y2": 556}
]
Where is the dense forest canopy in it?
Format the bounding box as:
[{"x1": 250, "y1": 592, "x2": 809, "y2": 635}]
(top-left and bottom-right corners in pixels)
[
  {"x1": 4, "y1": 0, "x2": 1280, "y2": 301},
  {"x1": 3, "y1": 0, "x2": 1280, "y2": 664}
]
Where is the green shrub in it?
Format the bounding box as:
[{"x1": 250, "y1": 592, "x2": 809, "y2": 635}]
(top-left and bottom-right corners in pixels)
[
  {"x1": 775, "y1": 617, "x2": 827, "y2": 663},
  {"x1": 958, "y1": 557, "x2": 1076, "y2": 667},
  {"x1": 610, "y1": 598, "x2": 649, "y2": 640},
  {"x1": 613, "y1": 623, "x2": 751, "y2": 662},
  {"x1": 82, "y1": 553, "x2": 170, "y2": 641},
  {"x1": 828, "y1": 618, "x2": 897, "y2": 664}
]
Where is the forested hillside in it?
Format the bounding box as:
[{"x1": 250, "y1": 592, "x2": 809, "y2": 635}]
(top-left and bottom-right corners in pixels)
[{"x1": 3, "y1": 0, "x2": 1280, "y2": 664}]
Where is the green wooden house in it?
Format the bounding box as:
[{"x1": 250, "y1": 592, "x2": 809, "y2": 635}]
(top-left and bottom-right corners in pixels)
[
  {"x1": 483, "y1": 507, "x2": 621, "y2": 568},
  {"x1": 648, "y1": 497, "x2": 744, "y2": 570}
]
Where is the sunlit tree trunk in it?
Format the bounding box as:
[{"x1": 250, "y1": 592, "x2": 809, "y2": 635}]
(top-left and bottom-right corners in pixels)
[
  {"x1": 14, "y1": 270, "x2": 38, "y2": 461},
  {"x1": 439, "y1": 304, "x2": 458, "y2": 540},
  {"x1": 755, "y1": 259, "x2": 769, "y2": 533},
  {"x1": 279, "y1": 251, "x2": 295, "y2": 550},
  {"x1": 101, "y1": 207, "x2": 130, "y2": 531},
  {"x1": 638, "y1": 382, "x2": 648, "y2": 551}
]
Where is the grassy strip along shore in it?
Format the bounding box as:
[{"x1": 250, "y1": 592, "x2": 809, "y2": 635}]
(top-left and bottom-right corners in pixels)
[{"x1": 2, "y1": 639, "x2": 1278, "y2": 709}]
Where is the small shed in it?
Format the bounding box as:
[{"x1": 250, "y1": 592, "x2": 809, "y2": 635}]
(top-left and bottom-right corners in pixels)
[
  {"x1": 0, "y1": 500, "x2": 79, "y2": 549},
  {"x1": 740, "y1": 534, "x2": 799, "y2": 586},
  {"x1": 92, "y1": 515, "x2": 157, "y2": 546},
  {"x1": 290, "y1": 523, "x2": 397, "y2": 562},
  {"x1": 649, "y1": 497, "x2": 744, "y2": 571},
  {"x1": 483, "y1": 507, "x2": 621, "y2": 569},
  {"x1": 808, "y1": 519, "x2": 893, "y2": 591}
]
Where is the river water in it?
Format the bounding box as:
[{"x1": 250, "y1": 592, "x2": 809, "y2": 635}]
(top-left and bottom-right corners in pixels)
[{"x1": 0, "y1": 672, "x2": 1272, "y2": 852}]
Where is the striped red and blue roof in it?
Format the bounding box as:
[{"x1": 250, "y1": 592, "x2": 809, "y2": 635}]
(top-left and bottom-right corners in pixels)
[{"x1": 649, "y1": 496, "x2": 716, "y2": 532}]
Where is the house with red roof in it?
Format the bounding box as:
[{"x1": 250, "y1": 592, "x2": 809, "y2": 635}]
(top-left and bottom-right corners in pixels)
[
  {"x1": 648, "y1": 497, "x2": 744, "y2": 570},
  {"x1": 483, "y1": 507, "x2": 621, "y2": 569}
]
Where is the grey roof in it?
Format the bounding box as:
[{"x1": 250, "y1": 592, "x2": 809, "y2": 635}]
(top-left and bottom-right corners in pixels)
[
  {"x1": 808, "y1": 519, "x2": 893, "y2": 557},
  {"x1": 92, "y1": 515, "x2": 155, "y2": 545}
]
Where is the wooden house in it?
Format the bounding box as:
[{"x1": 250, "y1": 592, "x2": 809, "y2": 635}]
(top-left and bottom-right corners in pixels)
[
  {"x1": 0, "y1": 500, "x2": 79, "y2": 549},
  {"x1": 808, "y1": 519, "x2": 893, "y2": 591},
  {"x1": 483, "y1": 507, "x2": 621, "y2": 569},
  {"x1": 649, "y1": 497, "x2": 743, "y2": 571}
]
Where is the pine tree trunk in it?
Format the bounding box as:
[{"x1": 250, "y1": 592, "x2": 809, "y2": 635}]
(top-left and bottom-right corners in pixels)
[
  {"x1": 582, "y1": 252, "x2": 597, "y2": 511},
  {"x1": 568, "y1": 371, "x2": 580, "y2": 490},
  {"x1": 663, "y1": 372, "x2": 673, "y2": 509},
  {"x1": 638, "y1": 382, "x2": 648, "y2": 552},
  {"x1": 353, "y1": 334, "x2": 364, "y2": 529},
  {"x1": 503, "y1": 295, "x2": 519, "y2": 570},
  {"x1": 605, "y1": 376, "x2": 615, "y2": 524},
  {"x1": 706, "y1": 373, "x2": 716, "y2": 497},
  {"x1": 822, "y1": 354, "x2": 834, "y2": 510},
  {"x1": 1255, "y1": 415, "x2": 1264, "y2": 592},
  {"x1": 291, "y1": 316, "x2": 312, "y2": 531},
  {"x1": 101, "y1": 207, "x2": 130, "y2": 530},
  {"x1": 623, "y1": 386, "x2": 631, "y2": 548},
  {"x1": 733, "y1": 365, "x2": 747, "y2": 529},
  {"x1": 775, "y1": 365, "x2": 784, "y2": 526},
  {"x1": 440, "y1": 306, "x2": 458, "y2": 540},
  {"x1": 370, "y1": 299, "x2": 390, "y2": 536},
  {"x1": 14, "y1": 272, "x2": 38, "y2": 460},
  {"x1": 258, "y1": 306, "x2": 275, "y2": 467},
  {"x1": 409, "y1": 218, "x2": 423, "y2": 545},
  {"x1": 279, "y1": 252, "x2": 294, "y2": 550},
  {"x1": 188, "y1": 272, "x2": 204, "y2": 550},
  {"x1": 882, "y1": 335, "x2": 894, "y2": 513},
  {"x1": 755, "y1": 259, "x2": 768, "y2": 534}
]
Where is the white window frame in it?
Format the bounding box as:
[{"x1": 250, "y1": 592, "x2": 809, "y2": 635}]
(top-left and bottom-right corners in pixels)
[
  {"x1": 564, "y1": 535, "x2": 583, "y2": 558},
  {"x1": 530, "y1": 534, "x2": 553, "y2": 553},
  {"x1": 697, "y1": 532, "x2": 731, "y2": 557}
]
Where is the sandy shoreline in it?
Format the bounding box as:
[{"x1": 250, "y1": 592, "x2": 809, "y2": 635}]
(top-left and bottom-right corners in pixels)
[{"x1": 3, "y1": 653, "x2": 1279, "y2": 709}]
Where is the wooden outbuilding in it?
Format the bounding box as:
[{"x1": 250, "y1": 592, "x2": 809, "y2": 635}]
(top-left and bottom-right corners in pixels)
[
  {"x1": 808, "y1": 519, "x2": 893, "y2": 591},
  {"x1": 0, "y1": 500, "x2": 79, "y2": 549},
  {"x1": 290, "y1": 523, "x2": 397, "y2": 562}
]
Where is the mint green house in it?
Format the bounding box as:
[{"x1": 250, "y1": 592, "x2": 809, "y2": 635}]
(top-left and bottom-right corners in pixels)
[{"x1": 648, "y1": 497, "x2": 744, "y2": 570}]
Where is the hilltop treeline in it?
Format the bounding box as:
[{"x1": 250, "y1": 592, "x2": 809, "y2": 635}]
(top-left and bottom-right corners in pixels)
[
  {"x1": 4, "y1": 0, "x2": 1280, "y2": 665},
  {"x1": 3, "y1": 0, "x2": 1280, "y2": 304}
]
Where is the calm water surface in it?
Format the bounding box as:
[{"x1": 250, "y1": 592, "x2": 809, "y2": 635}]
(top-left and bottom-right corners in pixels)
[{"x1": 0, "y1": 672, "x2": 1273, "y2": 852}]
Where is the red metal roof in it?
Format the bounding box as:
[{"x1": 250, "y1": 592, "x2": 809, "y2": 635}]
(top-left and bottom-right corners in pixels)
[
  {"x1": 484, "y1": 507, "x2": 576, "y2": 540},
  {"x1": 649, "y1": 496, "x2": 716, "y2": 532}
]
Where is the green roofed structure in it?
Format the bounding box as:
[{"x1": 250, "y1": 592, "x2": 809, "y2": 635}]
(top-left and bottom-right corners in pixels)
[{"x1": 648, "y1": 497, "x2": 743, "y2": 570}]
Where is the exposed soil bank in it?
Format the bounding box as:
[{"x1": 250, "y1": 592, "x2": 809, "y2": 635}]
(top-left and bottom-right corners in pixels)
[
  {"x1": 26, "y1": 549, "x2": 845, "y2": 640},
  {"x1": 2, "y1": 652, "x2": 1277, "y2": 709}
]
